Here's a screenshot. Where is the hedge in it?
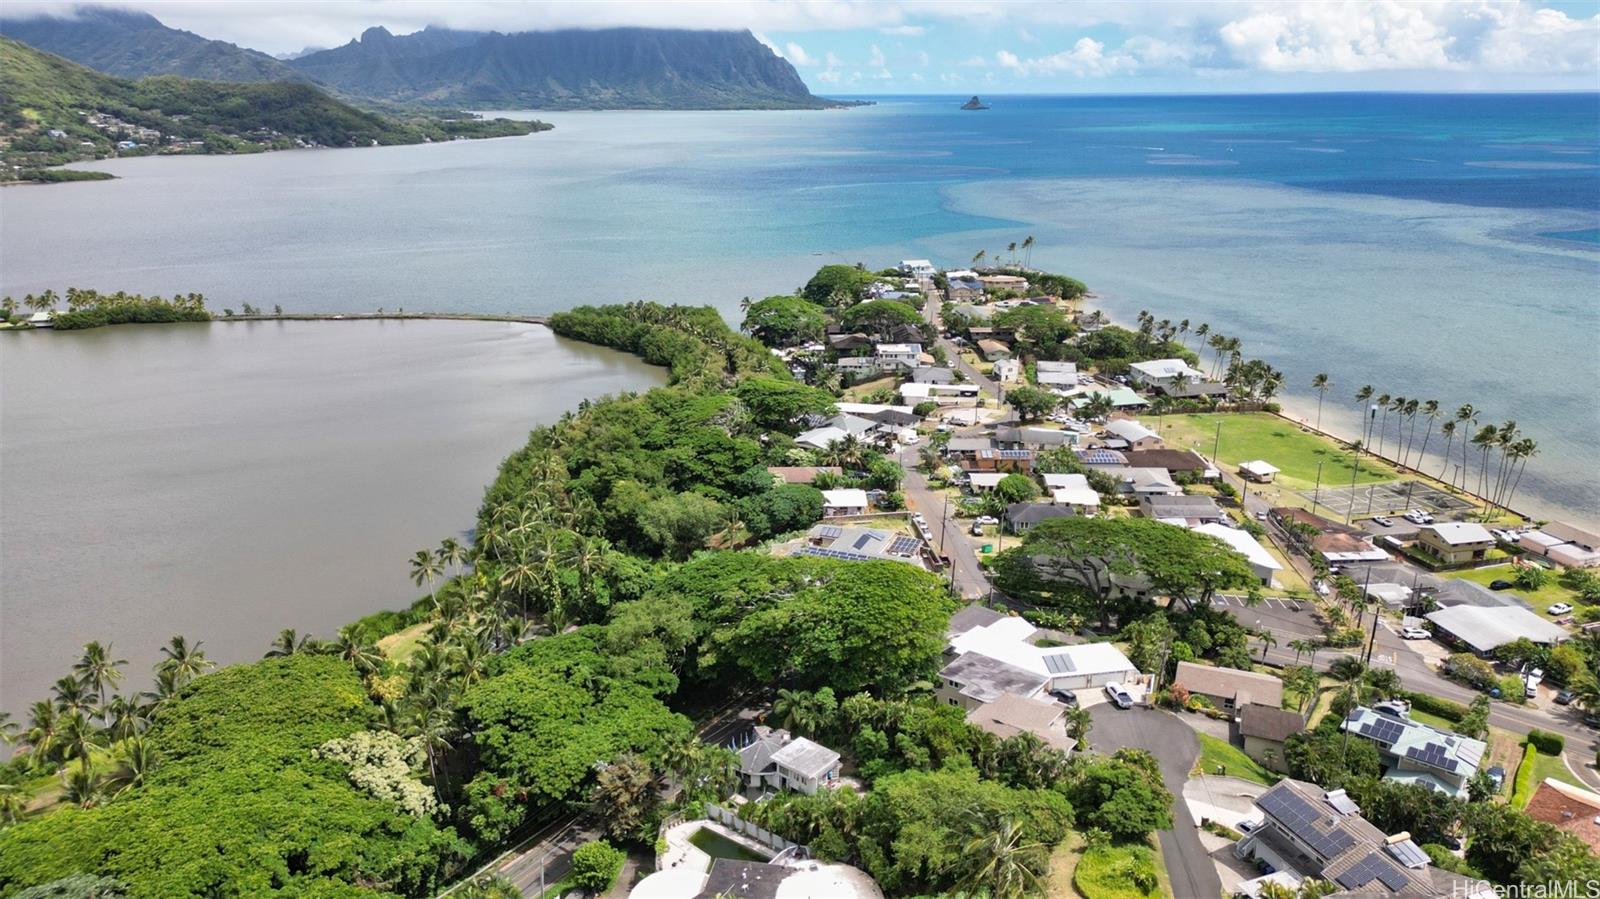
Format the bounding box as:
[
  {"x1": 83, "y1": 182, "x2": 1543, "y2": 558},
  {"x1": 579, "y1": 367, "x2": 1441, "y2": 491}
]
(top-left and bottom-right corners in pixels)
[
  {"x1": 1527, "y1": 728, "x2": 1565, "y2": 755},
  {"x1": 1510, "y1": 743, "x2": 1540, "y2": 808},
  {"x1": 1400, "y1": 691, "x2": 1467, "y2": 724}
]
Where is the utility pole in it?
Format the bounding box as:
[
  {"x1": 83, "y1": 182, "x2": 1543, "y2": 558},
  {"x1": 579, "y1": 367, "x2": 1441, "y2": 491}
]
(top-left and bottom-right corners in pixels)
[
  {"x1": 1311, "y1": 460, "x2": 1325, "y2": 516},
  {"x1": 1211, "y1": 418, "x2": 1223, "y2": 465}
]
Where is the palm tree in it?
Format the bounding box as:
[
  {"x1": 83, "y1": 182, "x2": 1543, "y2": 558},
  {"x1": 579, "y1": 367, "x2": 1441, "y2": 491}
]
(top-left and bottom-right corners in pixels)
[
  {"x1": 958, "y1": 818, "x2": 1046, "y2": 899},
  {"x1": 264, "y1": 628, "x2": 312, "y2": 657},
  {"x1": 1500, "y1": 438, "x2": 1538, "y2": 513},
  {"x1": 1257, "y1": 631, "x2": 1279, "y2": 662},
  {"x1": 61, "y1": 766, "x2": 108, "y2": 810},
  {"x1": 1490, "y1": 420, "x2": 1521, "y2": 513},
  {"x1": 1398, "y1": 399, "x2": 1420, "y2": 467},
  {"x1": 1006, "y1": 241, "x2": 1018, "y2": 265},
  {"x1": 140, "y1": 667, "x2": 185, "y2": 719},
  {"x1": 1063, "y1": 705, "x2": 1092, "y2": 749},
  {"x1": 73, "y1": 642, "x2": 126, "y2": 719},
  {"x1": 1414, "y1": 400, "x2": 1440, "y2": 473},
  {"x1": 0, "y1": 784, "x2": 25, "y2": 824},
  {"x1": 1311, "y1": 374, "x2": 1330, "y2": 430},
  {"x1": 105, "y1": 736, "x2": 158, "y2": 795},
  {"x1": 1437, "y1": 419, "x2": 1458, "y2": 484},
  {"x1": 437, "y1": 537, "x2": 470, "y2": 579},
  {"x1": 972, "y1": 250, "x2": 987, "y2": 268},
  {"x1": 1372, "y1": 394, "x2": 1392, "y2": 458},
  {"x1": 1287, "y1": 639, "x2": 1313, "y2": 664},
  {"x1": 331, "y1": 628, "x2": 384, "y2": 676},
  {"x1": 104, "y1": 695, "x2": 146, "y2": 743},
  {"x1": 58, "y1": 711, "x2": 103, "y2": 772},
  {"x1": 21, "y1": 701, "x2": 62, "y2": 767},
  {"x1": 1470, "y1": 425, "x2": 1498, "y2": 502},
  {"x1": 1454, "y1": 404, "x2": 1477, "y2": 491},
  {"x1": 51, "y1": 676, "x2": 92, "y2": 719},
  {"x1": 1021, "y1": 235, "x2": 1035, "y2": 268},
  {"x1": 159, "y1": 635, "x2": 214, "y2": 685},
  {"x1": 410, "y1": 549, "x2": 443, "y2": 607}
]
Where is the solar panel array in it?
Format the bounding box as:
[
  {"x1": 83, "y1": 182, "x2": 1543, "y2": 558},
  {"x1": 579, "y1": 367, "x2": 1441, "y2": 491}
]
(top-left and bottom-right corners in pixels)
[
  {"x1": 850, "y1": 532, "x2": 882, "y2": 551},
  {"x1": 1078, "y1": 449, "x2": 1126, "y2": 464},
  {"x1": 1334, "y1": 852, "x2": 1410, "y2": 892},
  {"x1": 1355, "y1": 716, "x2": 1406, "y2": 744},
  {"x1": 796, "y1": 547, "x2": 875, "y2": 563},
  {"x1": 1404, "y1": 742, "x2": 1461, "y2": 773},
  {"x1": 998, "y1": 449, "x2": 1033, "y2": 459},
  {"x1": 1257, "y1": 787, "x2": 1357, "y2": 859},
  {"x1": 1385, "y1": 839, "x2": 1430, "y2": 869},
  {"x1": 815, "y1": 525, "x2": 843, "y2": 540},
  {"x1": 1041, "y1": 652, "x2": 1078, "y2": 674},
  {"x1": 887, "y1": 536, "x2": 922, "y2": 556}
]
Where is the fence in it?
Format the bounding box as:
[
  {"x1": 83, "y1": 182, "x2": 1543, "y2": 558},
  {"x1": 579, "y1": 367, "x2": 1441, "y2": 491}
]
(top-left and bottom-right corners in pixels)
[{"x1": 705, "y1": 803, "x2": 804, "y2": 856}]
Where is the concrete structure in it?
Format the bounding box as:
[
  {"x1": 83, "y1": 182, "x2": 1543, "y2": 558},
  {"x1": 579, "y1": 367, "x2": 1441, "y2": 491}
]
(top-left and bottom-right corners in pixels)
[
  {"x1": 1103, "y1": 418, "x2": 1163, "y2": 450},
  {"x1": 820, "y1": 489, "x2": 869, "y2": 517},
  {"x1": 1174, "y1": 661, "x2": 1284, "y2": 712},
  {"x1": 1340, "y1": 706, "x2": 1486, "y2": 797},
  {"x1": 1237, "y1": 779, "x2": 1491, "y2": 897},
  {"x1": 1043, "y1": 473, "x2": 1100, "y2": 514},
  {"x1": 1192, "y1": 523, "x2": 1283, "y2": 586},
  {"x1": 1238, "y1": 460, "x2": 1281, "y2": 483},
  {"x1": 1521, "y1": 522, "x2": 1600, "y2": 568},
  {"x1": 1034, "y1": 360, "x2": 1079, "y2": 389},
  {"x1": 1240, "y1": 705, "x2": 1305, "y2": 773},
  {"x1": 1524, "y1": 778, "x2": 1600, "y2": 852},
  {"x1": 965, "y1": 692, "x2": 1075, "y2": 751},
  {"x1": 736, "y1": 727, "x2": 841, "y2": 795},
  {"x1": 1127, "y1": 358, "x2": 1224, "y2": 397},
  {"x1": 1424, "y1": 604, "x2": 1569, "y2": 654},
  {"x1": 1415, "y1": 522, "x2": 1495, "y2": 564}
]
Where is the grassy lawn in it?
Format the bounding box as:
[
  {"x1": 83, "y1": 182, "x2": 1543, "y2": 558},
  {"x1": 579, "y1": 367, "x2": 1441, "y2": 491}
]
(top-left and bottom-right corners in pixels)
[
  {"x1": 1406, "y1": 707, "x2": 1458, "y2": 731},
  {"x1": 1155, "y1": 413, "x2": 1398, "y2": 490},
  {"x1": 377, "y1": 621, "x2": 431, "y2": 664},
  {"x1": 842, "y1": 375, "x2": 900, "y2": 401},
  {"x1": 1193, "y1": 733, "x2": 1277, "y2": 786},
  {"x1": 1529, "y1": 747, "x2": 1585, "y2": 792},
  {"x1": 1446, "y1": 565, "x2": 1582, "y2": 615},
  {"x1": 1073, "y1": 841, "x2": 1164, "y2": 899}
]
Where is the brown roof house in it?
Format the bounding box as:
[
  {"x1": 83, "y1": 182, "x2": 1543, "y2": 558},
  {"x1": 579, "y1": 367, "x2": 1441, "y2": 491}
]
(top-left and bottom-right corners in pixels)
[
  {"x1": 1524, "y1": 778, "x2": 1600, "y2": 851},
  {"x1": 1174, "y1": 661, "x2": 1284, "y2": 713},
  {"x1": 1240, "y1": 704, "x2": 1306, "y2": 773},
  {"x1": 965, "y1": 692, "x2": 1075, "y2": 752},
  {"x1": 767, "y1": 466, "x2": 842, "y2": 485}
]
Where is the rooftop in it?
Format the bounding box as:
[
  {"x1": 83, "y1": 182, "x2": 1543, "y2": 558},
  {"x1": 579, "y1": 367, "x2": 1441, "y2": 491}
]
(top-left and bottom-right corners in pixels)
[
  {"x1": 947, "y1": 604, "x2": 1007, "y2": 637},
  {"x1": 1524, "y1": 778, "x2": 1600, "y2": 850},
  {"x1": 1240, "y1": 459, "x2": 1281, "y2": 476},
  {"x1": 770, "y1": 737, "x2": 841, "y2": 780},
  {"x1": 767, "y1": 466, "x2": 841, "y2": 484},
  {"x1": 1006, "y1": 502, "x2": 1078, "y2": 527},
  {"x1": 965, "y1": 693, "x2": 1074, "y2": 751},
  {"x1": 1239, "y1": 704, "x2": 1306, "y2": 743},
  {"x1": 1124, "y1": 448, "x2": 1211, "y2": 472},
  {"x1": 1252, "y1": 779, "x2": 1437, "y2": 895},
  {"x1": 821, "y1": 488, "x2": 870, "y2": 509},
  {"x1": 949, "y1": 617, "x2": 1138, "y2": 682},
  {"x1": 1192, "y1": 523, "x2": 1283, "y2": 573},
  {"x1": 1175, "y1": 661, "x2": 1285, "y2": 707},
  {"x1": 1104, "y1": 419, "x2": 1159, "y2": 442},
  {"x1": 1130, "y1": 358, "x2": 1208, "y2": 380},
  {"x1": 1420, "y1": 522, "x2": 1494, "y2": 546},
  {"x1": 1342, "y1": 706, "x2": 1486, "y2": 780},
  {"x1": 1424, "y1": 604, "x2": 1568, "y2": 651},
  {"x1": 940, "y1": 650, "x2": 1050, "y2": 703}
]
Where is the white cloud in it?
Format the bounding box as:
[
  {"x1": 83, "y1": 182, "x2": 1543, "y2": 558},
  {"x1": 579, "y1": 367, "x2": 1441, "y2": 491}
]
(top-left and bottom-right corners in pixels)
[
  {"x1": 816, "y1": 69, "x2": 842, "y2": 83},
  {"x1": 997, "y1": 38, "x2": 1139, "y2": 77},
  {"x1": 868, "y1": 43, "x2": 887, "y2": 67},
  {"x1": 783, "y1": 41, "x2": 817, "y2": 65},
  {"x1": 880, "y1": 24, "x2": 925, "y2": 36},
  {"x1": 915, "y1": 50, "x2": 930, "y2": 66},
  {"x1": 824, "y1": 51, "x2": 846, "y2": 69},
  {"x1": 939, "y1": 71, "x2": 965, "y2": 83},
  {"x1": 1017, "y1": 27, "x2": 1038, "y2": 43},
  {"x1": 910, "y1": 71, "x2": 925, "y2": 81},
  {"x1": 875, "y1": 67, "x2": 894, "y2": 79},
  {"x1": 959, "y1": 54, "x2": 988, "y2": 67}
]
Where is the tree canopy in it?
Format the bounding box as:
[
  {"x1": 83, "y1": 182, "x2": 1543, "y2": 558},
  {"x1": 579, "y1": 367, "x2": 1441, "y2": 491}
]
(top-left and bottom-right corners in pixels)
[
  {"x1": 740, "y1": 295, "x2": 826, "y2": 347},
  {"x1": 801, "y1": 264, "x2": 877, "y2": 306},
  {"x1": 840, "y1": 299, "x2": 921, "y2": 339}
]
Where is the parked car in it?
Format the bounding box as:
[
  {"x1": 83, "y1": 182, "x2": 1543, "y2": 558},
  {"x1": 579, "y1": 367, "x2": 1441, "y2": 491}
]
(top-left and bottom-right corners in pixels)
[
  {"x1": 1549, "y1": 602, "x2": 1574, "y2": 615},
  {"x1": 1584, "y1": 712, "x2": 1600, "y2": 729},
  {"x1": 1373, "y1": 699, "x2": 1411, "y2": 719},
  {"x1": 1238, "y1": 819, "x2": 1261, "y2": 834},
  {"x1": 902, "y1": 433, "x2": 920, "y2": 445},
  {"x1": 1254, "y1": 511, "x2": 1268, "y2": 521},
  {"x1": 1103, "y1": 683, "x2": 1133, "y2": 709},
  {"x1": 1525, "y1": 679, "x2": 1539, "y2": 699},
  {"x1": 974, "y1": 515, "x2": 999, "y2": 525},
  {"x1": 1489, "y1": 579, "x2": 1514, "y2": 590},
  {"x1": 1400, "y1": 626, "x2": 1432, "y2": 640},
  {"x1": 1486, "y1": 766, "x2": 1506, "y2": 793},
  {"x1": 1049, "y1": 689, "x2": 1079, "y2": 707},
  {"x1": 1403, "y1": 510, "x2": 1434, "y2": 525},
  {"x1": 1371, "y1": 516, "x2": 1394, "y2": 528},
  {"x1": 970, "y1": 523, "x2": 985, "y2": 536},
  {"x1": 1556, "y1": 689, "x2": 1576, "y2": 705}
]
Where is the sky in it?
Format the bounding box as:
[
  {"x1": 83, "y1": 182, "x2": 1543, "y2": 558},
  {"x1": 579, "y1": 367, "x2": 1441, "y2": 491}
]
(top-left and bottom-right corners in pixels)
[{"x1": 10, "y1": 0, "x2": 1600, "y2": 92}]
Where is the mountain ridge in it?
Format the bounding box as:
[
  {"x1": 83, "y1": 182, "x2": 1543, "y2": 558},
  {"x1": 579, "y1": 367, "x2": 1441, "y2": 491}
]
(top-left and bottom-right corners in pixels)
[{"x1": 0, "y1": 6, "x2": 305, "y2": 83}]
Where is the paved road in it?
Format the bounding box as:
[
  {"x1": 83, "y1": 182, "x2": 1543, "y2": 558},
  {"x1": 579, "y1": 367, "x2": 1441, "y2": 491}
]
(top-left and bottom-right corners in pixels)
[
  {"x1": 899, "y1": 445, "x2": 990, "y2": 599},
  {"x1": 1089, "y1": 702, "x2": 1223, "y2": 899}
]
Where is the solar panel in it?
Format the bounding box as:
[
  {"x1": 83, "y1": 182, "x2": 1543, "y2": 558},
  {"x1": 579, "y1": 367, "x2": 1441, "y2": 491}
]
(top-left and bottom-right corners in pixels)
[
  {"x1": 1335, "y1": 852, "x2": 1410, "y2": 892},
  {"x1": 1259, "y1": 787, "x2": 1357, "y2": 859},
  {"x1": 1385, "y1": 839, "x2": 1430, "y2": 869},
  {"x1": 851, "y1": 532, "x2": 879, "y2": 551},
  {"x1": 815, "y1": 525, "x2": 843, "y2": 540},
  {"x1": 1359, "y1": 718, "x2": 1405, "y2": 744},
  {"x1": 1041, "y1": 652, "x2": 1077, "y2": 674},
  {"x1": 888, "y1": 536, "x2": 922, "y2": 556},
  {"x1": 796, "y1": 547, "x2": 873, "y2": 562}
]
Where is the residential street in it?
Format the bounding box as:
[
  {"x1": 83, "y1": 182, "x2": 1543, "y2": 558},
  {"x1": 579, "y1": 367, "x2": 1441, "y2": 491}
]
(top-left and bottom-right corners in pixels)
[
  {"x1": 899, "y1": 445, "x2": 990, "y2": 599},
  {"x1": 1088, "y1": 702, "x2": 1222, "y2": 899}
]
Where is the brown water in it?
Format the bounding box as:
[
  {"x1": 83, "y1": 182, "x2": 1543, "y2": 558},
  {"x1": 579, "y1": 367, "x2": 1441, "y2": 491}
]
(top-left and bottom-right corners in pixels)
[{"x1": 0, "y1": 319, "x2": 663, "y2": 720}]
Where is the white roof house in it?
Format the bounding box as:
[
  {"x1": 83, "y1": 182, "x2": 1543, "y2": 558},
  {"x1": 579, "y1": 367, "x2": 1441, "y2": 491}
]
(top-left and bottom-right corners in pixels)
[
  {"x1": 968, "y1": 472, "x2": 1006, "y2": 491},
  {"x1": 1035, "y1": 360, "x2": 1079, "y2": 388},
  {"x1": 1239, "y1": 460, "x2": 1281, "y2": 481},
  {"x1": 899, "y1": 259, "x2": 936, "y2": 276},
  {"x1": 1192, "y1": 522, "x2": 1282, "y2": 586},
  {"x1": 1043, "y1": 473, "x2": 1099, "y2": 509},
  {"x1": 1365, "y1": 583, "x2": 1414, "y2": 608},
  {"x1": 795, "y1": 426, "x2": 849, "y2": 450},
  {"x1": 821, "y1": 488, "x2": 869, "y2": 512},
  {"x1": 1129, "y1": 358, "x2": 1208, "y2": 381},
  {"x1": 1425, "y1": 604, "x2": 1569, "y2": 654},
  {"x1": 947, "y1": 617, "x2": 1139, "y2": 691},
  {"x1": 876, "y1": 342, "x2": 921, "y2": 356},
  {"x1": 1104, "y1": 419, "x2": 1161, "y2": 445},
  {"x1": 1421, "y1": 522, "x2": 1494, "y2": 546}
]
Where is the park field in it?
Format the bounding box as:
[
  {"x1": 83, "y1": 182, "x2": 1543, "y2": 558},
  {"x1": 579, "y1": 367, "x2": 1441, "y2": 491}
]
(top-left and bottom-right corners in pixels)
[{"x1": 1153, "y1": 413, "x2": 1399, "y2": 491}]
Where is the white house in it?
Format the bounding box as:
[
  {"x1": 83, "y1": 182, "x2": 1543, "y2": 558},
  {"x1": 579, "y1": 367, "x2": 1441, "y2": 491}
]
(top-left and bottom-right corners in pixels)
[
  {"x1": 967, "y1": 472, "x2": 1006, "y2": 492},
  {"x1": 1520, "y1": 523, "x2": 1600, "y2": 568},
  {"x1": 26, "y1": 311, "x2": 55, "y2": 328},
  {"x1": 1127, "y1": 359, "x2": 1224, "y2": 397},
  {"x1": 736, "y1": 727, "x2": 842, "y2": 795},
  {"x1": 991, "y1": 359, "x2": 1022, "y2": 383},
  {"x1": 941, "y1": 616, "x2": 1139, "y2": 696},
  {"x1": 899, "y1": 259, "x2": 936, "y2": 277},
  {"x1": 1192, "y1": 522, "x2": 1282, "y2": 586},
  {"x1": 875, "y1": 343, "x2": 923, "y2": 367},
  {"x1": 1035, "y1": 360, "x2": 1079, "y2": 390},
  {"x1": 900, "y1": 381, "x2": 980, "y2": 405},
  {"x1": 1103, "y1": 419, "x2": 1163, "y2": 450},
  {"x1": 821, "y1": 489, "x2": 869, "y2": 517},
  {"x1": 1238, "y1": 460, "x2": 1281, "y2": 483},
  {"x1": 1043, "y1": 473, "x2": 1100, "y2": 514}
]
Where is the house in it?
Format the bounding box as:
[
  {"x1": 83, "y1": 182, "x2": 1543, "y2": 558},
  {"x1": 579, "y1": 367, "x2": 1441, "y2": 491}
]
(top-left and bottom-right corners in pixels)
[
  {"x1": 1240, "y1": 705, "x2": 1305, "y2": 773},
  {"x1": 834, "y1": 402, "x2": 920, "y2": 428},
  {"x1": 1124, "y1": 448, "x2": 1211, "y2": 474},
  {"x1": 910, "y1": 366, "x2": 957, "y2": 385},
  {"x1": 875, "y1": 343, "x2": 922, "y2": 367},
  {"x1": 1340, "y1": 706, "x2": 1486, "y2": 797},
  {"x1": 1524, "y1": 778, "x2": 1600, "y2": 852},
  {"x1": 1174, "y1": 661, "x2": 1284, "y2": 712},
  {"x1": 945, "y1": 269, "x2": 979, "y2": 281},
  {"x1": 1127, "y1": 359, "x2": 1224, "y2": 397},
  {"x1": 798, "y1": 524, "x2": 925, "y2": 566},
  {"x1": 1424, "y1": 604, "x2": 1569, "y2": 655},
  {"x1": 766, "y1": 466, "x2": 841, "y2": 485},
  {"x1": 967, "y1": 448, "x2": 1035, "y2": 474},
  {"x1": 1192, "y1": 523, "x2": 1282, "y2": 586},
  {"x1": 795, "y1": 426, "x2": 848, "y2": 450},
  {"x1": 1116, "y1": 467, "x2": 1185, "y2": 499},
  {"x1": 976, "y1": 338, "x2": 1012, "y2": 361},
  {"x1": 834, "y1": 356, "x2": 891, "y2": 375},
  {"x1": 735, "y1": 726, "x2": 841, "y2": 795},
  {"x1": 828, "y1": 333, "x2": 875, "y2": 352},
  {"x1": 944, "y1": 436, "x2": 997, "y2": 458},
  {"x1": 937, "y1": 649, "x2": 1051, "y2": 710},
  {"x1": 820, "y1": 489, "x2": 869, "y2": 517},
  {"x1": 946, "y1": 278, "x2": 984, "y2": 302},
  {"x1": 979, "y1": 274, "x2": 1029, "y2": 294},
  {"x1": 1238, "y1": 460, "x2": 1281, "y2": 483},
  {"x1": 1005, "y1": 502, "x2": 1077, "y2": 533},
  {"x1": 899, "y1": 259, "x2": 936, "y2": 277},
  {"x1": 1364, "y1": 583, "x2": 1414, "y2": 609},
  {"x1": 1415, "y1": 522, "x2": 1495, "y2": 564},
  {"x1": 991, "y1": 358, "x2": 1022, "y2": 383},
  {"x1": 1139, "y1": 493, "x2": 1226, "y2": 523},
  {"x1": 967, "y1": 472, "x2": 1006, "y2": 492},
  {"x1": 1272, "y1": 507, "x2": 1389, "y2": 563},
  {"x1": 26, "y1": 311, "x2": 55, "y2": 328},
  {"x1": 1520, "y1": 522, "x2": 1600, "y2": 568},
  {"x1": 942, "y1": 616, "x2": 1139, "y2": 695},
  {"x1": 965, "y1": 692, "x2": 1075, "y2": 752},
  {"x1": 1102, "y1": 419, "x2": 1163, "y2": 450},
  {"x1": 996, "y1": 426, "x2": 1079, "y2": 450},
  {"x1": 1035, "y1": 360, "x2": 1079, "y2": 390},
  {"x1": 947, "y1": 604, "x2": 1007, "y2": 638},
  {"x1": 630, "y1": 857, "x2": 885, "y2": 899},
  {"x1": 898, "y1": 381, "x2": 980, "y2": 405},
  {"x1": 1077, "y1": 448, "x2": 1130, "y2": 467},
  {"x1": 1042, "y1": 473, "x2": 1099, "y2": 514},
  {"x1": 1236, "y1": 779, "x2": 1491, "y2": 898}
]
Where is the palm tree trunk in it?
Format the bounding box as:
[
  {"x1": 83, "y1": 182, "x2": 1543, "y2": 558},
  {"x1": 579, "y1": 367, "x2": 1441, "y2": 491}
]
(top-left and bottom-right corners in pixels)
[
  {"x1": 1417, "y1": 423, "x2": 1436, "y2": 479},
  {"x1": 1503, "y1": 457, "x2": 1531, "y2": 512}
]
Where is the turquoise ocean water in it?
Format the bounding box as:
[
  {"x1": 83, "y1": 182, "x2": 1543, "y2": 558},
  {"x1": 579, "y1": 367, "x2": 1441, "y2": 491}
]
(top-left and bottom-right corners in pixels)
[{"x1": 1, "y1": 93, "x2": 1595, "y2": 523}]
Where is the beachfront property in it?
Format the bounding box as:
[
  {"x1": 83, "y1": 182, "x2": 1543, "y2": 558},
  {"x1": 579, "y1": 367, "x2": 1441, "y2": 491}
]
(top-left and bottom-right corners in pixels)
[
  {"x1": 1424, "y1": 604, "x2": 1569, "y2": 655},
  {"x1": 1101, "y1": 418, "x2": 1163, "y2": 450},
  {"x1": 1173, "y1": 661, "x2": 1284, "y2": 713},
  {"x1": 1127, "y1": 359, "x2": 1225, "y2": 397},
  {"x1": 898, "y1": 259, "x2": 936, "y2": 277},
  {"x1": 1340, "y1": 706, "x2": 1486, "y2": 797},
  {"x1": 1191, "y1": 522, "x2": 1283, "y2": 586},
  {"x1": 1519, "y1": 522, "x2": 1600, "y2": 568},
  {"x1": 735, "y1": 726, "x2": 842, "y2": 796},
  {"x1": 1235, "y1": 779, "x2": 1492, "y2": 898},
  {"x1": 1238, "y1": 459, "x2": 1280, "y2": 483},
  {"x1": 978, "y1": 274, "x2": 1029, "y2": 294},
  {"x1": 1034, "y1": 360, "x2": 1079, "y2": 390},
  {"x1": 820, "y1": 489, "x2": 869, "y2": 518},
  {"x1": 1414, "y1": 522, "x2": 1495, "y2": 564}
]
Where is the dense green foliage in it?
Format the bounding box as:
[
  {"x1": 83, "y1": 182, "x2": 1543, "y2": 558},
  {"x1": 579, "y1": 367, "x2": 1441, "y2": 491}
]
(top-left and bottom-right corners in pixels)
[
  {"x1": 29, "y1": 289, "x2": 211, "y2": 330},
  {"x1": 801, "y1": 264, "x2": 877, "y2": 305},
  {"x1": 0, "y1": 656, "x2": 468, "y2": 897},
  {"x1": 548, "y1": 303, "x2": 785, "y2": 386},
  {"x1": 840, "y1": 299, "x2": 921, "y2": 338},
  {"x1": 741, "y1": 295, "x2": 827, "y2": 347},
  {"x1": 567, "y1": 841, "x2": 625, "y2": 893}
]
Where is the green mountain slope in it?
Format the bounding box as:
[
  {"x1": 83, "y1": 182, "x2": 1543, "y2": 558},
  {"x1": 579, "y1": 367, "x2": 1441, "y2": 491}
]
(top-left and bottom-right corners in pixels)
[
  {"x1": 0, "y1": 6, "x2": 305, "y2": 82},
  {"x1": 0, "y1": 37, "x2": 546, "y2": 182}
]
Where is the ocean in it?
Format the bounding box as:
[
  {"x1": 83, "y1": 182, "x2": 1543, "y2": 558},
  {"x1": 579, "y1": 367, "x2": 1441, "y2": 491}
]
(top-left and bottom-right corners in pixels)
[{"x1": 1, "y1": 93, "x2": 1596, "y2": 523}]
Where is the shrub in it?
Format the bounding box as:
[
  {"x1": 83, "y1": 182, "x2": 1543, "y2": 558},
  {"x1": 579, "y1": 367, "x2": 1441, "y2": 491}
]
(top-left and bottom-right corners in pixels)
[
  {"x1": 1400, "y1": 691, "x2": 1467, "y2": 723},
  {"x1": 1527, "y1": 729, "x2": 1565, "y2": 755},
  {"x1": 1497, "y1": 674, "x2": 1527, "y2": 704},
  {"x1": 569, "y1": 840, "x2": 626, "y2": 893},
  {"x1": 1510, "y1": 743, "x2": 1540, "y2": 807},
  {"x1": 1442, "y1": 653, "x2": 1498, "y2": 690}
]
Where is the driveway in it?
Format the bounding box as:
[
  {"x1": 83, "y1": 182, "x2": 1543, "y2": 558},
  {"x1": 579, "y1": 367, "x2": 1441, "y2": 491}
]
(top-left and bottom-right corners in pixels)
[{"x1": 1089, "y1": 703, "x2": 1222, "y2": 899}]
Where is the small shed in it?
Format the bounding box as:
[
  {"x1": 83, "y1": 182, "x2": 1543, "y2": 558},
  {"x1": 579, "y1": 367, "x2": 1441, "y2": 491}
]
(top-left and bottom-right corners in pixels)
[{"x1": 1238, "y1": 460, "x2": 1280, "y2": 483}]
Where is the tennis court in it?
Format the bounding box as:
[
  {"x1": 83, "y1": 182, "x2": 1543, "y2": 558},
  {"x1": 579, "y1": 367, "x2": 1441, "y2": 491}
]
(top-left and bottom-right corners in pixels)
[{"x1": 1302, "y1": 480, "x2": 1474, "y2": 519}]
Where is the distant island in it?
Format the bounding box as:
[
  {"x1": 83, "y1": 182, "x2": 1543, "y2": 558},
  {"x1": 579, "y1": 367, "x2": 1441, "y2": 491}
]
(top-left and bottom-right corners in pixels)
[
  {"x1": 961, "y1": 96, "x2": 990, "y2": 110},
  {"x1": 0, "y1": 37, "x2": 548, "y2": 184},
  {"x1": 1, "y1": 8, "x2": 859, "y2": 111}
]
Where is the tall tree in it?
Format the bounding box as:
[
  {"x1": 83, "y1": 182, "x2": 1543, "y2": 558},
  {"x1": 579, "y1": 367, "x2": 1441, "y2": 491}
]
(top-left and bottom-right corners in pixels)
[
  {"x1": 1311, "y1": 373, "x2": 1330, "y2": 431},
  {"x1": 958, "y1": 818, "x2": 1047, "y2": 899},
  {"x1": 73, "y1": 642, "x2": 126, "y2": 720}
]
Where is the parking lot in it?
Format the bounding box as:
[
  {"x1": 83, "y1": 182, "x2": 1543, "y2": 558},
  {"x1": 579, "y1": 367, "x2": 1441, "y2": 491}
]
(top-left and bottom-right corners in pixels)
[{"x1": 1303, "y1": 479, "x2": 1475, "y2": 520}]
